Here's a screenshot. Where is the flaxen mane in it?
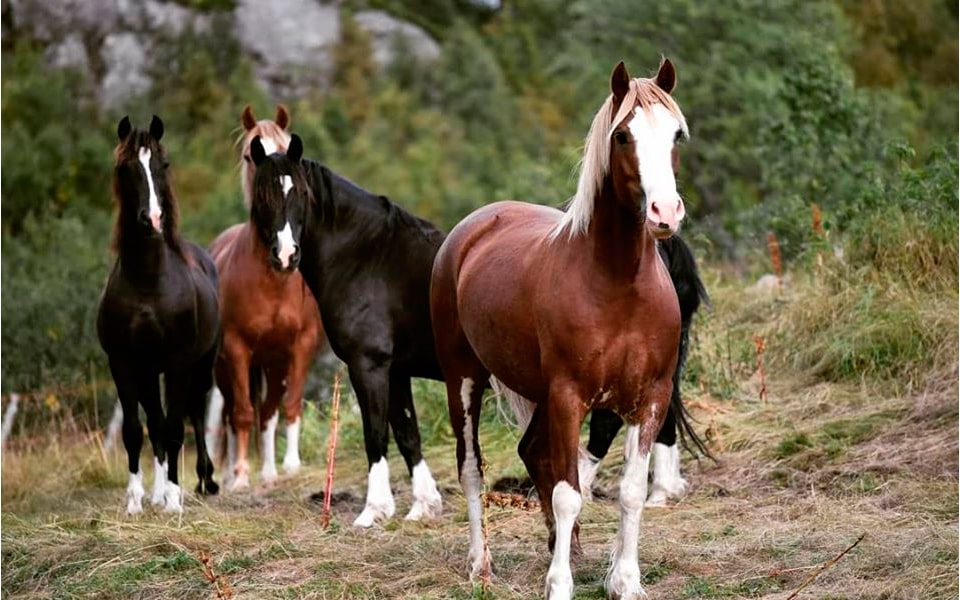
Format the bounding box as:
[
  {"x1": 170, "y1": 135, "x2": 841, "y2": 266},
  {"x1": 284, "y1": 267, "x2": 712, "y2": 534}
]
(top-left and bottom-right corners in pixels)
[{"x1": 552, "y1": 76, "x2": 689, "y2": 240}]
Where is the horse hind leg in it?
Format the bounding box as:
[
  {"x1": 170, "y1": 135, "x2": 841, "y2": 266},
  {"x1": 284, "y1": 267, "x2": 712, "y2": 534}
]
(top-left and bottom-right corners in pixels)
[
  {"x1": 646, "y1": 398, "x2": 687, "y2": 507},
  {"x1": 188, "y1": 348, "x2": 219, "y2": 497},
  {"x1": 446, "y1": 370, "x2": 492, "y2": 582},
  {"x1": 581, "y1": 409, "x2": 624, "y2": 501},
  {"x1": 389, "y1": 372, "x2": 442, "y2": 521},
  {"x1": 160, "y1": 371, "x2": 189, "y2": 513},
  {"x1": 204, "y1": 385, "x2": 226, "y2": 471}
]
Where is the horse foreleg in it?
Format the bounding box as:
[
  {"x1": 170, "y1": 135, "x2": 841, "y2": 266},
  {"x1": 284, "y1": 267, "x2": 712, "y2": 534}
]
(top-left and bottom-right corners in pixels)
[
  {"x1": 259, "y1": 367, "x2": 285, "y2": 484},
  {"x1": 605, "y1": 392, "x2": 668, "y2": 600},
  {"x1": 281, "y1": 350, "x2": 312, "y2": 475},
  {"x1": 161, "y1": 371, "x2": 190, "y2": 513},
  {"x1": 350, "y1": 358, "x2": 396, "y2": 527},
  {"x1": 189, "y1": 347, "x2": 219, "y2": 496},
  {"x1": 540, "y1": 385, "x2": 585, "y2": 600},
  {"x1": 389, "y1": 372, "x2": 442, "y2": 521},
  {"x1": 108, "y1": 358, "x2": 147, "y2": 515},
  {"x1": 219, "y1": 339, "x2": 253, "y2": 491}
]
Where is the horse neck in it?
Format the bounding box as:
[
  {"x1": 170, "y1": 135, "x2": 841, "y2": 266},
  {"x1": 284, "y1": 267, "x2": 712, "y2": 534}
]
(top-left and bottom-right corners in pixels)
[
  {"x1": 584, "y1": 178, "x2": 659, "y2": 282},
  {"x1": 117, "y1": 228, "x2": 171, "y2": 286}
]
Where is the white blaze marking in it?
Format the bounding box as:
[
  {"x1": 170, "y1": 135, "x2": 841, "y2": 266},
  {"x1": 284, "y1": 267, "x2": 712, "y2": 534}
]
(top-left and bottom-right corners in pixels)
[
  {"x1": 605, "y1": 425, "x2": 650, "y2": 599},
  {"x1": 137, "y1": 147, "x2": 162, "y2": 232},
  {"x1": 260, "y1": 137, "x2": 278, "y2": 157},
  {"x1": 261, "y1": 412, "x2": 279, "y2": 482},
  {"x1": 544, "y1": 481, "x2": 581, "y2": 598},
  {"x1": 353, "y1": 456, "x2": 396, "y2": 527},
  {"x1": 628, "y1": 104, "x2": 685, "y2": 230},
  {"x1": 280, "y1": 174, "x2": 293, "y2": 196},
  {"x1": 405, "y1": 460, "x2": 443, "y2": 520},
  {"x1": 282, "y1": 416, "x2": 302, "y2": 474},
  {"x1": 276, "y1": 222, "x2": 296, "y2": 268}
]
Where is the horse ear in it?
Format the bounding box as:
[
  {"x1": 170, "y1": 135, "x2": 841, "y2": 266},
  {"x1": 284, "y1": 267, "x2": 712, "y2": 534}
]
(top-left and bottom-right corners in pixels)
[
  {"x1": 275, "y1": 104, "x2": 290, "y2": 130},
  {"x1": 149, "y1": 115, "x2": 164, "y2": 142},
  {"x1": 287, "y1": 134, "x2": 303, "y2": 163},
  {"x1": 656, "y1": 58, "x2": 676, "y2": 94},
  {"x1": 251, "y1": 136, "x2": 267, "y2": 166},
  {"x1": 611, "y1": 61, "x2": 631, "y2": 104},
  {"x1": 241, "y1": 105, "x2": 257, "y2": 131},
  {"x1": 117, "y1": 116, "x2": 131, "y2": 141}
]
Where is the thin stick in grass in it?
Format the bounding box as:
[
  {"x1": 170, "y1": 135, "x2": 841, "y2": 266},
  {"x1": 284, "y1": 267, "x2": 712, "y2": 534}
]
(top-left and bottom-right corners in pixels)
[
  {"x1": 785, "y1": 533, "x2": 865, "y2": 599},
  {"x1": 321, "y1": 371, "x2": 343, "y2": 529}
]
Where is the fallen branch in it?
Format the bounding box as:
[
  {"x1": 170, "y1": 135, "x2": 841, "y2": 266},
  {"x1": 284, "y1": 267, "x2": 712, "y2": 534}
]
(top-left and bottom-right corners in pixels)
[
  {"x1": 785, "y1": 534, "x2": 865, "y2": 599},
  {"x1": 321, "y1": 371, "x2": 343, "y2": 529},
  {"x1": 484, "y1": 491, "x2": 540, "y2": 512}
]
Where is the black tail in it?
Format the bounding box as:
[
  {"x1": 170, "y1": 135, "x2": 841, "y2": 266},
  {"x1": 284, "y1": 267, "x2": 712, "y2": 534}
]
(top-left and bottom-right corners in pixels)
[{"x1": 658, "y1": 235, "x2": 714, "y2": 461}]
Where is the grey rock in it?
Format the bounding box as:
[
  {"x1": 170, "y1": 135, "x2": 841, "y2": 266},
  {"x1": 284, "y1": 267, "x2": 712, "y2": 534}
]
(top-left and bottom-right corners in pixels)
[
  {"x1": 354, "y1": 10, "x2": 440, "y2": 67},
  {"x1": 99, "y1": 32, "x2": 150, "y2": 107}
]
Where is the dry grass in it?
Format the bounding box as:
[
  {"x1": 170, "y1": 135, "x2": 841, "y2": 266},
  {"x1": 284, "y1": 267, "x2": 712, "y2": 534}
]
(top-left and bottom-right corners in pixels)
[{"x1": 2, "y1": 269, "x2": 957, "y2": 599}]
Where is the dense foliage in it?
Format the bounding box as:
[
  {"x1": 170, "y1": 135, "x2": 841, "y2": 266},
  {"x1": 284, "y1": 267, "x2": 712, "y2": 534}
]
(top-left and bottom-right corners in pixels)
[{"x1": 2, "y1": 1, "x2": 956, "y2": 419}]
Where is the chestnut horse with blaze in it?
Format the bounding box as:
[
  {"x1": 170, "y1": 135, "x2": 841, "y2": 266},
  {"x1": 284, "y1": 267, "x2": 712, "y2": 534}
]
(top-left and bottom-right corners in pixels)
[
  {"x1": 431, "y1": 60, "x2": 688, "y2": 600},
  {"x1": 208, "y1": 105, "x2": 324, "y2": 489}
]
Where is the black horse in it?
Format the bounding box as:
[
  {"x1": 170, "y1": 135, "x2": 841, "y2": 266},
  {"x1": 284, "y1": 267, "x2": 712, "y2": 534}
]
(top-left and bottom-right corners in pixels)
[
  {"x1": 97, "y1": 115, "x2": 220, "y2": 514},
  {"x1": 247, "y1": 134, "x2": 708, "y2": 524},
  {"x1": 582, "y1": 234, "x2": 712, "y2": 505},
  {"x1": 248, "y1": 135, "x2": 445, "y2": 526}
]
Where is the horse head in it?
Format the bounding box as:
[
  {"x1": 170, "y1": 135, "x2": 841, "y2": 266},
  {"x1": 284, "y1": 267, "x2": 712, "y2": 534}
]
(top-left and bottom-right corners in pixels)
[{"x1": 249, "y1": 133, "x2": 309, "y2": 272}]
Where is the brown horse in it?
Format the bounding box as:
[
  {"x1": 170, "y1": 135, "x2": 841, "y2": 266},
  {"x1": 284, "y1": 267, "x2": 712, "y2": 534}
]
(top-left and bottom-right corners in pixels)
[
  {"x1": 208, "y1": 105, "x2": 325, "y2": 490},
  {"x1": 431, "y1": 60, "x2": 687, "y2": 599}
]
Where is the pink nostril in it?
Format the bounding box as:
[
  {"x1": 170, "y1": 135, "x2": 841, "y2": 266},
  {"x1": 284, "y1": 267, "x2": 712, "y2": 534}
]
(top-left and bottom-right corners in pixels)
[{"x1": 650, "y1": 202, "x2": 661, "y2": 217}]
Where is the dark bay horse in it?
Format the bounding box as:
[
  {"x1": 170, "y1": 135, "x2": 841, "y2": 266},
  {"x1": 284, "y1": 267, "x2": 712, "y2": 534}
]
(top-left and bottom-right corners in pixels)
[
  {"x1": 581, "y1": 234, "x2": 711, "y2": 506},
  {"x1": 207, "y1": 105, "x2": 325, "y2": 490},
  {"x1": 246, "y1": 135, "x2": 444, "y2": 526},
  {"x1": 97, "y1": 115, "x2": 220, "y2": 514},
  {"x1": 430, "y1": 60, "x2": 688, "y2": 599}
]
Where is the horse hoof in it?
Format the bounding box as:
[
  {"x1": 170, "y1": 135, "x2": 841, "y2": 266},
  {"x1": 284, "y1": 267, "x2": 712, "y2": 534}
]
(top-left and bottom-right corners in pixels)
[
  {"x1": 405, "y1": 492, "x2": 442, "y2": 521},
  {"x1": 126, "y1": 473, "x2": 145, "y2": 515},
  {"x1": 282, "y1": 457, "x2": 301, "y2": 475},
  {"x1": 605, "y1": 563, "x2": 646, "y2": 600},
  {"x1": 261, "y1": 467, "x2": 279, "y2": 484},
  {"x1": 163, "y1": 483, "x2": 183, "y2": 513},
  {"x1": 645, "y1": 490, "x2": 668, "y2": 507},
  {"x1": 228, "y1": 474, "x2": 250, "y2": 492},
  {"x1": 195, "y1": 480, "x2": 220, "y2": 496},
  {"x1": 468, "y1": 547, "x2": 493, "y2": 584}
]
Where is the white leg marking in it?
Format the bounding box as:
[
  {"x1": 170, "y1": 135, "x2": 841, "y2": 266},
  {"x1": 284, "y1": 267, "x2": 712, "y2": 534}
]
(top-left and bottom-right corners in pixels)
[
  {"x1": 126, "y1": 470, "x2": 145, "y2": 515},
  {"x1": 205, "y1": 387, "x2": 225, "y2": 469},
  {"x1": 150, "y1": 457, "x2": 168, "y2": 505},
  {"x1": 646, "y1": 442, "x2": 688, "y2": 507},
  {"x1": 606, "y1": 426, "x2": 650, "y2": 600},
  {"x1": 282, "y1": 415, "x2": 302, "y2": 474},
  {"x1": 405, "y1": 460, "x2": 443, "y2": 521},
  {"x1": 276, "y1": 221, "x2": 296, "y2": 269},
  {"x1": 353, "y1": 457, "x2": 396, "y2": 527},
  {"x1": 260, "y1": 412, "x2": 279, "y2": 483},
  {"x1": 545, "y1": 481, "x2": 582, "y2": 600},
  {"x1": 163, "y1": 481, "x2": 182, "y2": 513},
  {"x1": 578, "y1": 446, "x2": 601, "y2": 501},
  {"x1": 1, "y1": 393, "x2": 20, "y2": 447},
  {"x1": 223, "y1": 426, "x2": 237, "y2": 490},
  {"x1": 137, "y1": 147, "x2": 162, "y2": 232},
  {"x1": 103, "y1": 399, "x2": 123, "y2": 452},
  {"x1": 459, "y1": 377, "x2": 492, "y2": 580}
]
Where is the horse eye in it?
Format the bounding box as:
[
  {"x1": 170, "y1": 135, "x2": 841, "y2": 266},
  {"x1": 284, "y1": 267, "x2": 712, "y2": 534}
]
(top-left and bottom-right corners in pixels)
[
  {"x1": 614, "y1": 131, "x2": 629, "y2": 145},
  {"x1": 674, "y1": 130, "x2": 684, "y2": 143},
  {"x1": 162, "y1": 161, "x2": 170, "y2": 170},
  {"x1": 243, "y1": 155, "x2": 252, "y2": 163}
]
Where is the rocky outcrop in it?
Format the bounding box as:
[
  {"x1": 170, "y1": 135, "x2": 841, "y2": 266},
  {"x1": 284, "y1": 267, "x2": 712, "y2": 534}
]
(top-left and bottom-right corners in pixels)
[{"x1": 3, "y1": 0, "x2": 442, "y2": 107}]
